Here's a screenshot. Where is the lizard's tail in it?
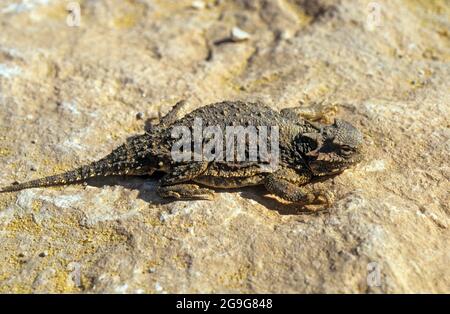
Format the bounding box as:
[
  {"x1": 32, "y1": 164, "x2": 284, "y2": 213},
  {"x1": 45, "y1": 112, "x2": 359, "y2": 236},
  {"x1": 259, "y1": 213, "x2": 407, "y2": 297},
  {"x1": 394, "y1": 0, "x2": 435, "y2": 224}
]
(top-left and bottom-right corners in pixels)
[{"x1": 0, "y1": 161, "x2": 123, "y2": 193}]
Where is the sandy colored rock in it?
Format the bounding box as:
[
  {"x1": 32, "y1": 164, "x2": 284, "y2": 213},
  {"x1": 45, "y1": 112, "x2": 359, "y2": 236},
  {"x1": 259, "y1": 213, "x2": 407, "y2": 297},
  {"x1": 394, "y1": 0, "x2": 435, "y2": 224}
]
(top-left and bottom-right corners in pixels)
[{"x1": 0, "y1": 0, "x2": 448, "y2": 293}]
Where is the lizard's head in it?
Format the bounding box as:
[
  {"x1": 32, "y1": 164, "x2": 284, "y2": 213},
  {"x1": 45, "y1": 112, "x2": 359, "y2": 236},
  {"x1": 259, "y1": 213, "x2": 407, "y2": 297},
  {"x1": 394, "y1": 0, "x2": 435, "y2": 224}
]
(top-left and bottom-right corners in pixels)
[{"x1": 296, "y1": 119, "x2": 364, "y2": 176}]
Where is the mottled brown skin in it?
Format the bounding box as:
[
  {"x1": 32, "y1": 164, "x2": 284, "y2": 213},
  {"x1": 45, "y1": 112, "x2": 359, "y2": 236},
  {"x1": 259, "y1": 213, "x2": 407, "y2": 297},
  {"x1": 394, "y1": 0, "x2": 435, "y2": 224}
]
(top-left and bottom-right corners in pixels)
[{"x1": 0, "y1": 101, "x2": 363, "y2": 208}]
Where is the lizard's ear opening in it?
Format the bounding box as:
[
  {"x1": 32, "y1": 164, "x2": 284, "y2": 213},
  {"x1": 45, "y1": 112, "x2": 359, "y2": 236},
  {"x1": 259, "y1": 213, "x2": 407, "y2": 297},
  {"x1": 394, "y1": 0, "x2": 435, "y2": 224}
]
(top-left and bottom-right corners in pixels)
[{"x1": 297, "y1": 133, "x2": 322, "y2": 157}]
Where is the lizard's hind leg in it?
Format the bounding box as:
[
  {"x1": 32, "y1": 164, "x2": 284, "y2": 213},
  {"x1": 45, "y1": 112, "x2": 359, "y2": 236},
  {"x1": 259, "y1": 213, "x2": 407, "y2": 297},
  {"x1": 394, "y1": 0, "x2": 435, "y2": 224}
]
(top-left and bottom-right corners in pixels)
[
  {"x1": 281, "y1": 102, "x2": 337, "y2": 124},
  {"x1": 145, "y1": 100, "x2": 189, "y2": 132},
  {"x1": 157, "y1": 162, "x2": 214, "y2": 200},
  {"x1": 157, "y1": 184, "x2": 215, "y2": 200},
  {"x1": 159, "y1": 162, "x2": 209, "y2": 185},
  {"x1": 264, "y1": 168, "x2": 334, "y2": 210},
  {"x1": 159, "y1": 100, "x2": 189, "y2": 127}
]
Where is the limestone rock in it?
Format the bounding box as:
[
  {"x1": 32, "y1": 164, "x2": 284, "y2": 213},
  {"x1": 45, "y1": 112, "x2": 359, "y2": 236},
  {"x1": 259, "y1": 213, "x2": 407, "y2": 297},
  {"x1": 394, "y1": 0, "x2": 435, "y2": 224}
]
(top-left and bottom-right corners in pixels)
[{"x1": 0, "y1": 0, "x2": 448, "y2": 293}]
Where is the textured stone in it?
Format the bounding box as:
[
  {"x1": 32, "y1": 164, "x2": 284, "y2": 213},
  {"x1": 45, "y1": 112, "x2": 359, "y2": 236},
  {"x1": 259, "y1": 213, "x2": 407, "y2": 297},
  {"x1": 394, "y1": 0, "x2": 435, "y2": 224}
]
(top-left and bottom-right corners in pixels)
[{"x1": 0, "y1": 0, "x2": 448, "y2": 293}]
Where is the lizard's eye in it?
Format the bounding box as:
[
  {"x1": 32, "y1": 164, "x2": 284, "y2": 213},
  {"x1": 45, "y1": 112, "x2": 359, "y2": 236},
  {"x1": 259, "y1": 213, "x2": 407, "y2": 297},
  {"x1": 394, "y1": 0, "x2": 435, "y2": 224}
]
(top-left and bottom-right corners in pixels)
[{"x1": 340, "y1": 145, "x2": 353, "y2": 156}]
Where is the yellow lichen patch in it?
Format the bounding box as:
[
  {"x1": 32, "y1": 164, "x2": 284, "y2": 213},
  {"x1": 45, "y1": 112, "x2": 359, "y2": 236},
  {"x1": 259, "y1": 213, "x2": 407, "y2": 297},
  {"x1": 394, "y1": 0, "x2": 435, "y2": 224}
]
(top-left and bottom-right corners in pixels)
[
  {"x1": 31, "y1": 200, "x2": 43, "y2": 213},
  {"x1": 110, "y1": 133, "x2": 122, "y2": 142},
  {"x1": 0, "y1": 147, "x2": 11, "y2": 157},
  {"x1": 146, "y1": 259, "x2": 161, "y2": 271},
  {"x1": 280, "y1": 0, "x2": 314, "y2": 26},
  {"x1": 0, "y1": 272, "x2": 9, "y2": 283},
  {"x1": 406, "y1": 0, "x2": 450, "y2": 15},
  {"x1": 242, "y1": 72, "x2": 281, "y2": 92},
  {"x1": 172, "y1": 253, "x2": 192, "y2": 269},
  {"x1": 198, "y1": 47, "x2": 258, "y2": 94},
  {"x1": 217, "y1": 264, "x2": 256, "y2": 290},
  {"x1": 0, "y1": 210, "x2": 131, "y2": 292},
  {"x1": 51, "y1": 163, "x2": 72, "y2": 174},
  {"x1": 404, "y1": 0, "x2": 450, "y2": 61},
  {"x1": 112, "y1": 0, "x2": 147, "y2": 29},
  {"x1": 34, "y1": 1, "x2": 69, "y2": 21},
  {"x1": 0, "y1": 193, "x2": 15, "y2": 211},
  {"x1": 37, "y1": 159, "x2": 70, "y2": 175},
  {"x1": 153, "y1": 0, "x2": 190, "y2": 16},
  {"x1": 113, "y1": 121, "x2": 143, "y2": 139},
  {"x1": 1, "y1": 253, "x2": 81, "y2": 293},
  {"x1": 28, "y1": 56, "x2": 58, "y2": 79},
  {"x1": 1, "y1": 283, "x2": 33, "y2": 294},
  {"x1": 52, "y1": 268, "x2": 81, "y2": 293},
  {"x1": 3, "y1": 252, "x2": 25, "y2": 270},
  {"x1": 113, "y1": 13, "x2": 139, "y2": 29},
  {"x1": 142, "y1": 213, "x2": 164, "y2": 227},
  {"x1": 83, "y1": 226, "x2": 128, "y2": 246},
  {"x1": 5, "y1": 215, "x2": 42, "y2": 237},
  {"x1": 47, "y1": 213, "x2": 129, "y2": 254}
]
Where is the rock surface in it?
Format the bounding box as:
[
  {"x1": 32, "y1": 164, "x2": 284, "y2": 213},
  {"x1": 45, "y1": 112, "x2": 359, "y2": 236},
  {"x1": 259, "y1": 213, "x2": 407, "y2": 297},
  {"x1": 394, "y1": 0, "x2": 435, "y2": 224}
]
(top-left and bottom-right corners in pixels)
[{"x1": 0, "y1": 0, "x2": 448, "y2": 293}]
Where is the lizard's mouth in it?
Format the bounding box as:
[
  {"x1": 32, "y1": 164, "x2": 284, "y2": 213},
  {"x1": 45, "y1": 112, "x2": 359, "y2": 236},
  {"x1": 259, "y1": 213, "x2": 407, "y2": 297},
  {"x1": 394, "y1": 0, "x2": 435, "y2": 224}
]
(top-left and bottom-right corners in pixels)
[
  {"x1": 307, "y1": 154, "x2": 362, "y2": 176},
  {"x1": 309, "y1": 163, "x2": 344, "y2": 176}
]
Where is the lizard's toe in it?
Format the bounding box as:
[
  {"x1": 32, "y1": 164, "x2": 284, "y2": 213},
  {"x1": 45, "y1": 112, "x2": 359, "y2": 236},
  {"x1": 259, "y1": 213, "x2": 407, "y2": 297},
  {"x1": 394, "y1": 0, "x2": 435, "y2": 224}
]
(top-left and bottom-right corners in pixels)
[
  {"x1": 157, "y1": 184, "x2": 215, "y2": 200},
  {"x1": 191, "y1": 187, "x2": 216, "y2": 200},
  {"x1": 314, "y1": 191, "x2": 335, "y2": 207},
  {"x1": 302, "y1": 191, "x2": 335, "y2": 212}
]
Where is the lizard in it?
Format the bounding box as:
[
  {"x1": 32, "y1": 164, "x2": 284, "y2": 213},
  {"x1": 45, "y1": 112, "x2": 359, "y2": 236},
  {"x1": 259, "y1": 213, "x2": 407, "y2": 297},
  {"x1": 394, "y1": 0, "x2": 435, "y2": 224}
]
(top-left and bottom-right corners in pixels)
[{"x1": 0, "y1": 100, "x2": 364, "y2": 209}]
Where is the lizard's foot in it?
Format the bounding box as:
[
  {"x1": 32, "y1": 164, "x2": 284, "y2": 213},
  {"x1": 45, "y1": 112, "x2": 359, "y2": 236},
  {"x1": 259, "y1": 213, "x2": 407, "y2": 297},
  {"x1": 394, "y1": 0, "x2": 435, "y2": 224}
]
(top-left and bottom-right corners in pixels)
[
  {"x1": 303, "y1": 190, "x2": 335, "y2": 212},
  {"x1": 306, "y1": 190, "x2": 335, "y2": 206},
  {"x1": 157, "y1": 184, "x2": 215, "y2": 200},
  {"x1": 263, "y1": 170, "x2": 334, "y2": 213}
]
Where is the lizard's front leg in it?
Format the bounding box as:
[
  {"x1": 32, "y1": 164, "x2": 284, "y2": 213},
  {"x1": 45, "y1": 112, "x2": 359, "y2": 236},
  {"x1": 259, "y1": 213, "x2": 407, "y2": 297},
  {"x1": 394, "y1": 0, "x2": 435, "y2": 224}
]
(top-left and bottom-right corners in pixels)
[{"x1": 263, "y1": 168, "x2": 333, "y2": 208}]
